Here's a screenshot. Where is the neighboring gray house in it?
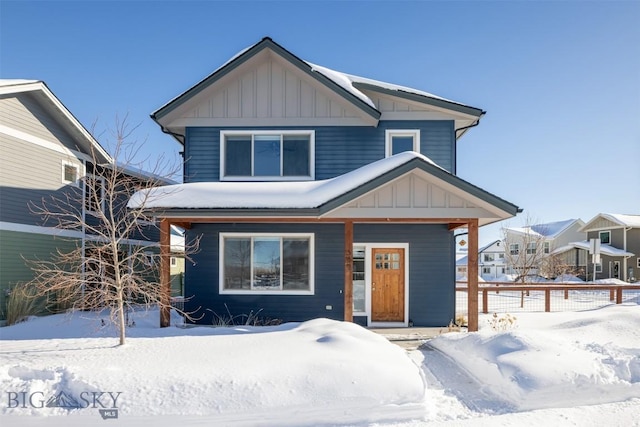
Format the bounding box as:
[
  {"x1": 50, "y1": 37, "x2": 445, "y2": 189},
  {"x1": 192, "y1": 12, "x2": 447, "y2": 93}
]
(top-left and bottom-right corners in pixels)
[
  {"x1": 0, "y1": 79, "x2": 162, "y2": 320},
  {"x1": 131, "y1": 37, "x2": 520, "y2": 328},
  {"x1": 555, "y1": 213, "x2": 638, "y2": 282},
  {"x1": 504, "y1": 219, "x2": 586, "y2": 277}
]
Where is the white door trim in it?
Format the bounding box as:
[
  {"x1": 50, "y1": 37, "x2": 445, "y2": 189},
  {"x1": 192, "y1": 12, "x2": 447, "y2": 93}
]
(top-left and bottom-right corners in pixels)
[{"x1": 355, "y1": 242, "x2": 409, "y2": 327}]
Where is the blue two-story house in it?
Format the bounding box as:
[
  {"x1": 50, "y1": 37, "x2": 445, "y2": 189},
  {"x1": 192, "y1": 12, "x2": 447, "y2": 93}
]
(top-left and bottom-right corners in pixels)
[{"x1": 131, "y1": 37, "x2": 520, "y2": 330}]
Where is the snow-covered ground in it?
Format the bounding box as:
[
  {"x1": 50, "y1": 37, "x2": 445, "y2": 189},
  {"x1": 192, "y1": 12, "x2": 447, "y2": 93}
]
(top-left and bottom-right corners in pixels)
[{"x1": 1, "y1": 298, "x2": 639, "y2": 426}]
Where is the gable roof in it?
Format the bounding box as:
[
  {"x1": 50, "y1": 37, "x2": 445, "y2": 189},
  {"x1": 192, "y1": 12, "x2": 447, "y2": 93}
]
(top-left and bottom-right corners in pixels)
[
  {"x1": 507, "y1": 218, "x2": 584, "y2": 239},
  {"x1": 152, "y1": 37, "x2": 484, "y2": 142},
  {"x1": 552, "y1": 241, "x2": 634, "y2": 257},
  {"x1": 0, "y1": 79, "x2": 112, "y2": 164},
  {"x1": 580, "y1": 213, "x2": 640, "y2": 231},
  {"x1": 128, "y1": 151, "x2": 520, "y2": 225}
]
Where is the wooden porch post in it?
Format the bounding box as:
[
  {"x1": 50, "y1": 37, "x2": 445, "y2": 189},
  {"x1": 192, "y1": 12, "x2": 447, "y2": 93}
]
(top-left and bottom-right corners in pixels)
[
  {"x1": 160, "y1": 218, "x2": 171, "y2": 328},
  {"x1": 468, "y1": 219, "x2": 479, "y2": 332},
  {"x1": 344, "y1": 221, "x2": 354, "y2": 322}
]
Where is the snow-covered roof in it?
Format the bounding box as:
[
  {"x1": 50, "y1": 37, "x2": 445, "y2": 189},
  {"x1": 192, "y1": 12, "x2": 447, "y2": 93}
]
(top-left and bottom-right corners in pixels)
[
  {"x1": 581, "y1": 213, "x2": 640, "y2": 230},
  {"x1": 307, "y1": 63, "x2": 465, "y2": 111},
  {"x1": 0, "y1": 79, "x2": 39, "y2": 88},
  {"x1": 129, "y1": 151, "x2": 438, "y2": 210},
  {"x1": 552, "y1": 241, "x2": 634, "y2": 257},
  {"x1": 152, "y1": 37, "x2": 482, "y2": 127},
  {"x1": 507, "y1": 219, "x2": 583, "y2": 239}
]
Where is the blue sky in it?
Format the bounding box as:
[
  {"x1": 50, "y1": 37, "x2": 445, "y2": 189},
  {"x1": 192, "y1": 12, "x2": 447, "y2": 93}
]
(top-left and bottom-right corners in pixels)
[{"x1": 1, "y1": 1, "x2": 639, "y2": 245}]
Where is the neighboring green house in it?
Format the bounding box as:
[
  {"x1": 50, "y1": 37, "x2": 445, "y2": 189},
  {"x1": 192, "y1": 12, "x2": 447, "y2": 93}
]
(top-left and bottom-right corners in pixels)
[{"x1": 0, "y1": 80, "x2": 165, "y2": 321}]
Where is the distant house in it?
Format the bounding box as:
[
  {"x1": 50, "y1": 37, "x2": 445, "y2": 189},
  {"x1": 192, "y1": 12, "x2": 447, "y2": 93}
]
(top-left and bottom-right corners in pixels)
[
  {"x1": 131, "y1": 37, "x2": 520, "y2": 328},
  {"x1": 504, "y1": 219, "x2": 586, "y2": 278},
  {"x1": 456, "y1": 240, "x2": 507, "y2": 281},
  {"x1": 554, "y1": 214, "x2": 638, "y2": 282},
  {"x1": 0, "y1": 79, "x2": 163, "y2": 320}
]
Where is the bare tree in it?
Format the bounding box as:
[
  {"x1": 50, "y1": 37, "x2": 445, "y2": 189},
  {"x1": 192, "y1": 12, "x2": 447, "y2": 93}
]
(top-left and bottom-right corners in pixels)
[
  {"x1": 539, "y1": 253, "x2": 584, "y2": 280},
  {"x1": 22, "y1": 115, "x2": 199, "y2": 345},
  {"x1": 502, "y1": 214, "x2": 550, "y2": 307}
]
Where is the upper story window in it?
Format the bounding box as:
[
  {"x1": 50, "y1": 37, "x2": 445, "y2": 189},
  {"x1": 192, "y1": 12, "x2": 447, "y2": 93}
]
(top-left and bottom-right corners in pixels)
[
  {"x1": 543, "y1": 242, "x2": 550, "y2": 254},
  {"x1": 526, "y1": 242, "x2": 537, "y2": 254},
  {"x1": 599, "y1": 231, "x2": 611, "y2": 245},
  {"x1": 385, "y1": 130, "x2": 420, "y2": 157},
  {"x1": 85, "y1": 175, "x2": 105, "y2": 214},
  {"x1": 484, "y1": 253, "x2": 495, "y2": 262},
  {"x1": 62, "y1": 161, "x2": 80, "y2": 186},
  {"x1": 509, "y1": 243, "x2": 519, "y2": 255},
  {"x1": 220, "y1": 131, "x2": 314, "y2": 181}
]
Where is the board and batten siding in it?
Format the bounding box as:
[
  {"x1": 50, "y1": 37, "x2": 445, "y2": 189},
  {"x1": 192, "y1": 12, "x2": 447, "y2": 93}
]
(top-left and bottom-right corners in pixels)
[
  {"x1": 184, "y1": 223, "x2": 454, "y2": 327},
  {"x1": 183, "y1": 120, "x2": 455, "y2": 182}
]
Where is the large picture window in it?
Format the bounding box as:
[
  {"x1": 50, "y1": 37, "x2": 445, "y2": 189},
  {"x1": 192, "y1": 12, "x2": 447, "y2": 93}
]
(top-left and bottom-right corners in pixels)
[
  {"x1": 220, "y1": 233, "x2": 314, "y2": 294},
  {"x1": 221, "y1": 131, "x2": 314, "y2": 180}
]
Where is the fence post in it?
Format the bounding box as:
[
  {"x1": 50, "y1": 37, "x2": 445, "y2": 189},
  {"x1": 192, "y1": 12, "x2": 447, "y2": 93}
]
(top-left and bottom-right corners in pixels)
[
  {"x1": 564, "y1": 289, "x2": 569, "y2": 300},
  {"x1": 616, "y1": 287, "x2": 622, "y2": 304},
  {"x1": 482, "y1": 289, "x2": 488, "y2": 314},
  {"x1": 610, "y1": 289, "x2": 615, "y2": 301},
  {"x1": 545, "y1": 289, "x2": 551, "y2": 312}
]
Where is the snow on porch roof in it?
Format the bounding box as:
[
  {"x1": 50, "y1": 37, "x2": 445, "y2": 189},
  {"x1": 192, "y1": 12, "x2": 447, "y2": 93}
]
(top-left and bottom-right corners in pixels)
[
  {"x1": 129, "y1": 152, "x2": 436, "y2": 210},
  {"x1": 128, "y1": 151, "x2": 520, "y2": 219}
]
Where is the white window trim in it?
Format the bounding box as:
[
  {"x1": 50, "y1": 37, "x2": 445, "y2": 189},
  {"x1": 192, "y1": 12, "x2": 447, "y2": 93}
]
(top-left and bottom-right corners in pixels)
[
  {"x1": 220, "y1": 130, "x2": 315, "y2": 181},
  {"x1": 219, "y1": 232, "x2": 315, "y2": 295},
  {"x1": 510, "y1": 243, "x2": 520, "y2": 255},
  {"x1": 599, "y1": 230, "x2": 611, "y2": 245},
  {"x1": 385, "y1": 129, "x2": 420, "y2": 158},
  {"x1": 61, "y1": 160, "x2": 81, "y2": 186}
]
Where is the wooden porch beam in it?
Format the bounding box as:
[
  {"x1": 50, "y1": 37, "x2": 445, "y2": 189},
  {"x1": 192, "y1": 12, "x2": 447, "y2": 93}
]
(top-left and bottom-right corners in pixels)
[
  {"x1": 160, "y1": 218, "x2": 171, "y2": 328},
  {"x1": 344, "y1": 221, "x2": 354, "y2": 322},
  {"x1": 467, "y1": 219, "x2": 479, "y2": 332},
  {"x1": 156, "y1": 216, "x2": 478, "y2": 224}
]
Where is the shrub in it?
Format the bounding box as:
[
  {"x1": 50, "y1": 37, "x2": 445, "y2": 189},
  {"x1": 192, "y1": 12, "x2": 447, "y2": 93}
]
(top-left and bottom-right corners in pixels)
[
  {"x1": 5, "y1": 283, "x2": 46, "y2": 326},
  {"x1": 488, "y1": 312, "x2": 518, "y2": 332}
]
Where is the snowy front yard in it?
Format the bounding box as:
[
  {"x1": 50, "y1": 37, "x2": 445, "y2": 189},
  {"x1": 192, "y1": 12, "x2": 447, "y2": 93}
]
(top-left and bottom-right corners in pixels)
[{"x1": 1, "y1": 301, "x2": 639, "y2": 426}]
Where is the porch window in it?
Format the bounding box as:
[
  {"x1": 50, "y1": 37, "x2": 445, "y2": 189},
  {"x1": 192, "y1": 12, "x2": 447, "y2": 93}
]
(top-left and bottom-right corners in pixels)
[
  {"x1": 385, "y1": 130, "x2": 420, "y2": 157},
  {"x1": 220, "y1": 233, "x2": 314, "y2": 294},
  {"x1": 221, "y1": 131, "x2": 314, "y2": 180},
  {"x1": 353, "y1": 247, "x2": 366, "y2": 313}
]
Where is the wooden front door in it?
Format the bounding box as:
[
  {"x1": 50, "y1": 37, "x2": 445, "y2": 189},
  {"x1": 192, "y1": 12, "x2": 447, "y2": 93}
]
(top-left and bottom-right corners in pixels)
[{"x1": 371, "y1": 248, "x2": 405, "y2": 322}]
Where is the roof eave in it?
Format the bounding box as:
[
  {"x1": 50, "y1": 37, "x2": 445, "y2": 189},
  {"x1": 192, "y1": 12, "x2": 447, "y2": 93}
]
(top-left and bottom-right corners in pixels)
[{"x1": 352, "y1": 82, "x2": 485, "y2": 118}]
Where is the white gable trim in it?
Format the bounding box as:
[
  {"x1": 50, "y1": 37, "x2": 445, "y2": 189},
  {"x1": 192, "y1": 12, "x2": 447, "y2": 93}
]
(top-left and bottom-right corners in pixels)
[
  {"x1": 161, "y1": 50, "x2": 378, "y2": 130},
  {"x1": 321, "y1": 168, "x2": 511, "y2": 225}
]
